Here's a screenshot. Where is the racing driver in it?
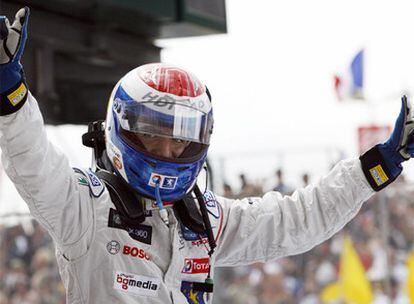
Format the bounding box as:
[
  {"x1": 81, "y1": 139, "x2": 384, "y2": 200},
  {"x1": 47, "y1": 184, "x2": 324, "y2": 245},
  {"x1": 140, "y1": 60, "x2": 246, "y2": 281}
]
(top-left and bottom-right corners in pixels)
[{"x1": 1, "y1": 8, "x2": 414, "y2": 304}]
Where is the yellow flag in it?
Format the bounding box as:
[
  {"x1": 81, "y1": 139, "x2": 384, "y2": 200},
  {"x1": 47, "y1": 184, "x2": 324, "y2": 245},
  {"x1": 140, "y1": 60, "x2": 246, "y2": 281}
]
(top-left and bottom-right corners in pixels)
[
  {"x1": 407, "y1": 252, "x2": 414, "y2": 303},
  {"x1": 320, "y1": 282, "x2": 340, "y2": 303},
  {"x1": 339, "y1": 236, "x2": 373, "y2": 304}
]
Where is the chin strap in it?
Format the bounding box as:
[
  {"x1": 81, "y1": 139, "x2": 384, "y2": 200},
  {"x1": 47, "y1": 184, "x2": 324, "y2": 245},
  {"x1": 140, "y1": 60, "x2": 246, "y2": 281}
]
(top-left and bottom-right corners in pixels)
[{"x1": 154, "y1": 180, "x2": 169, "y2": 226}]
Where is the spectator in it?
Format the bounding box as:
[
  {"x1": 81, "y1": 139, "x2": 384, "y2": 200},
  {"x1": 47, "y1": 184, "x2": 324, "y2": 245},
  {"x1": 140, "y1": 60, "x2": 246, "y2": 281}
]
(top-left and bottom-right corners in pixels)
[
  {"x1": 239, "y1": 173, "x2": 261, "y2": 196},
  {"x1": 273, "y1": 168, "x2": 293, "y2": 195},
  {"x1": 302, "y1": 173, "x2": 310, "y2": 187},
  {"x1": 223, "y1": 182, "x2": 234, "y2": 198}
]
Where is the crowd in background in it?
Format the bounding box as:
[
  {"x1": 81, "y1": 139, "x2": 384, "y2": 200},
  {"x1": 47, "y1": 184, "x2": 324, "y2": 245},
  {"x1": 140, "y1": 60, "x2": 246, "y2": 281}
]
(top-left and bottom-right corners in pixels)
[
  {"x1": 1, "y1": 167, "x2": 414, "y2": 303},
  {"x1": 0, "y1": 220, "x2": 65, "y2": 303}
]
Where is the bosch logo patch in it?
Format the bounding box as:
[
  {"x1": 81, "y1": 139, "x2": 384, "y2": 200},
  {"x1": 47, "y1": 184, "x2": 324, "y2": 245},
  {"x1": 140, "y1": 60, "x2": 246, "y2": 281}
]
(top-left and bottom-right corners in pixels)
[
  {"x1": 123, "y1": 245, "x2": 151, "y2": 261},
  {"x1": 181, "y1": 258, "x2": 210, "y2": 274},
  {"x1": 107, "y1": 240, "x2": 121, "y2": 255}
]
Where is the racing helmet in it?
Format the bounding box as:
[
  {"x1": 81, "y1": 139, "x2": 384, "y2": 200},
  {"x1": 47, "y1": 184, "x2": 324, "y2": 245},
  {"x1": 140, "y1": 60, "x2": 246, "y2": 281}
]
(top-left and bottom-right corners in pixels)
[{"x1": 105, "y1": 63, "x2": 213, "y2": 201}]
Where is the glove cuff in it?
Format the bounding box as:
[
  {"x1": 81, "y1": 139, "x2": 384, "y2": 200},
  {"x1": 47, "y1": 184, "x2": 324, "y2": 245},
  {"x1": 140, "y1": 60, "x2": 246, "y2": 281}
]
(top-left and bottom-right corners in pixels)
[
  {"x1": 359, "y1": 145, "x2": 401, "y2": 191},
  {"x1": 0, "y1": 74, "x2": 28, "y2": 116}
]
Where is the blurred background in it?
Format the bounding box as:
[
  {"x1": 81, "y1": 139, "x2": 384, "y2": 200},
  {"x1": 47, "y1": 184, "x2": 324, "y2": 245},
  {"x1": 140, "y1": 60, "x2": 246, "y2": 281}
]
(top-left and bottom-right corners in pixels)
[{"x1": 1, "y1": 0, "x2": 414, "y2": 303}]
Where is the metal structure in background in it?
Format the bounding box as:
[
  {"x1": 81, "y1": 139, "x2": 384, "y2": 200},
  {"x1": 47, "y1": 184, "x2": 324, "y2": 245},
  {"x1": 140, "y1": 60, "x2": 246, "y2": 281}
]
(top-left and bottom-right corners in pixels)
[{"x1": 1, "y1": 0, "x2": 226, "y2": 124}]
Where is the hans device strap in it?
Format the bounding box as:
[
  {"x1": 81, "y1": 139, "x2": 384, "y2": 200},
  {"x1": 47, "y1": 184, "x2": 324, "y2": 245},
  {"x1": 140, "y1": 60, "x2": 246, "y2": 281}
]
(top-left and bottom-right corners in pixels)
[
  {"x1": 173, "y1": 194, "x2": 205, "y2": 234},
  {"x1": 95, "y1": 169, "x2": 210, "y2": 236},
  {"x1": 96, "y1": 170, "x2": 146, "y2": 228},
  {"x1": 82, "y1": 120, "x2": 107, "y2": 170}
]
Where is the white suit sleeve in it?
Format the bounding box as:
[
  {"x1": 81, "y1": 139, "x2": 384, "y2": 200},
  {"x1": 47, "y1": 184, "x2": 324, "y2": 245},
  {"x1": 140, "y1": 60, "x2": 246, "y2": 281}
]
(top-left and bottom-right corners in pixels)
[
  {"x1": 0, "y1": 93, "x2": 93, "y2": 257},
  {"x1": 214, "y1": 158, "x2": 374, "y2": 267}
]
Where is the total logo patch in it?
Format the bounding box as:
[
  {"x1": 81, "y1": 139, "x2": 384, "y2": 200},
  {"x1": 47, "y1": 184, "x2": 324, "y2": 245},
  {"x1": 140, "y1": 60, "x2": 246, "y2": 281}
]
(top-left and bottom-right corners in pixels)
[
  {"x1": 148, "y1": 173, "x2": 178, "y2": 189},
  {"x1": 182, "y1": 258, "x2": 210, "y2": 274},
  {"x1": 114, "y1": 271, "x2": 159, "y2": 297}
]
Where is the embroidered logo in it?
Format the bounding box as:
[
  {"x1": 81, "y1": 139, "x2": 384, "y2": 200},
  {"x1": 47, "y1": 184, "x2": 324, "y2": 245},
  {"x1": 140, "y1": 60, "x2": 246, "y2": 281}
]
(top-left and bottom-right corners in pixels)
[
  {"x1": 148, "y1": 173, "x2": 178, "y2": 189},
  {"x1": 7, "y1": 83, "x2": 27, "y2": 106},
  {"x1": 108, "y1": 209, "x2": 152, "y2": 245},
  {"x1": 182, "y1": 258, "x2": 210, "y2": 274},
  {"x1": 77, "y1": 176, "x2": 89, "y2": 186},
  {"x1": 114, "y1": 272, "x2": 159, "y2": 297},
  {"x1": 106, "y1": 240, "x2": 121, "y2": 255},
  {"x1": 369, "y1": 165, "x2": 389, "y2": 186}
]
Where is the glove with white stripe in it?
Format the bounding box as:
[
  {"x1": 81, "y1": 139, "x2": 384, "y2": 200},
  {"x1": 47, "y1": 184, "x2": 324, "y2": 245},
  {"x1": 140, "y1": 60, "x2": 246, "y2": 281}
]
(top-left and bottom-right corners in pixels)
[
  {"x1": 360, "y1": 95, "x2": 414, "y2": 191},
  {"x1": 0, "y1": 7, "x2": 30, "y2": 116}
]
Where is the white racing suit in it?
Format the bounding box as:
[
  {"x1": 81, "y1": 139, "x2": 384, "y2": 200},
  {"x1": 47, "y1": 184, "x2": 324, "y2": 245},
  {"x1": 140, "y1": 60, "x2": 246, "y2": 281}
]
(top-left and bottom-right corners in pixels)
[{"x1": 0, "y1": 93, "x2": 375, "y2": 303}]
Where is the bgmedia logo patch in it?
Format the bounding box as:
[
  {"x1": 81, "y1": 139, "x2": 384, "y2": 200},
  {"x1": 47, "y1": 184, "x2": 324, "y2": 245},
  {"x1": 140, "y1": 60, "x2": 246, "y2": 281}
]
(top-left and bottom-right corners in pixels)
[
  {"x1": 114, "y1": 271, "x2": 159, "y2": 297},
  {"x1": 148, "y1": 173, "x2": 178, "y2": 189}
]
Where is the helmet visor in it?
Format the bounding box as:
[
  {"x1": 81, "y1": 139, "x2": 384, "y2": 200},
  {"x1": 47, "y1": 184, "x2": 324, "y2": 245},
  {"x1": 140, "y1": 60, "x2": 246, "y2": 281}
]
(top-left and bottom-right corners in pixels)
[{"x1": 117, "y1": 101, "x2": 213, "y2": 145}]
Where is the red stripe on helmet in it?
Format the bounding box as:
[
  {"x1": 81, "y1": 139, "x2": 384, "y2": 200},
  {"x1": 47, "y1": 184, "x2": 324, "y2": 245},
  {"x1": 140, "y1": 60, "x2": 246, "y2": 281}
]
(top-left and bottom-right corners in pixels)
[{"x1": 140, "y1": 64, "x2": 204, "y2": 97}]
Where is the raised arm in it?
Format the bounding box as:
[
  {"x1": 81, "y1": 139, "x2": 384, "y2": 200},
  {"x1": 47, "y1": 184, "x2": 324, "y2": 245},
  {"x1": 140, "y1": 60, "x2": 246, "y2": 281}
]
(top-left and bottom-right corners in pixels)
[
  {"x1": 215, "y1": 96, "x2": 414, "y2": 267},
  {"x1": 0, "y1": 8, "x2": 95, "y2": 258}
]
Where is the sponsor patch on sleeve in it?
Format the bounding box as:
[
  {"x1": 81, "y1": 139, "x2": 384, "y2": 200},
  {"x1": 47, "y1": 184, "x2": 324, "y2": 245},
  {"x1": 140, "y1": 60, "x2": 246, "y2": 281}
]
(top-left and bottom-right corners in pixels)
[
  {"x1": 369, "y1": 165, "x2": 389, "y2": 186},
  {"x1": 7, "y1": 82, "x2": 27, "y2": 106},
  {"x1": 73, "y1": 168, "x2": 105, "y2": 197},
  {"x1": 203, "y1": 191, "x2": 220, "y2": 219}
]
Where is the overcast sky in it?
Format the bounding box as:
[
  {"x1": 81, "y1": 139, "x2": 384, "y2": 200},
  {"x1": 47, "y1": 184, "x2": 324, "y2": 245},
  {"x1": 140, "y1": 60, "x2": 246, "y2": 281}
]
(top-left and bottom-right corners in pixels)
[{"x1": 157, "y1": 0, "x2": 414, "y2": 189}]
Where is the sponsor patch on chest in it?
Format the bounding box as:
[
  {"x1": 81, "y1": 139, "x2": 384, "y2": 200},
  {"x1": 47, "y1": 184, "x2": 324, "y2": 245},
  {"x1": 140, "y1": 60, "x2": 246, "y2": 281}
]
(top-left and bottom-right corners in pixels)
[
  {"x1": 108, "y1": 209, "x2": 152, "y2": 245},
  {"x1": 114, "y1": 271, "x2": 159, "y2": 297},
  {"x1": 182, "y1": 258, "x2": 210, "y2": 274},
  {"x1": 181, "y1": 281, "x2": 208, "y2": 304}
]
